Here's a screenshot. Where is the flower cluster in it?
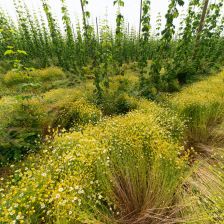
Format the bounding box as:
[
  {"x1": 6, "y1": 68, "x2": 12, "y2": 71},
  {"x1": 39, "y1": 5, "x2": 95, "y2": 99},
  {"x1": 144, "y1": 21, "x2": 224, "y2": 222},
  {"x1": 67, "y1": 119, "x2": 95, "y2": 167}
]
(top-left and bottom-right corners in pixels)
[
  {"x1": 0, "y1": 99, "x2": 189, "y2": 223},
  {"x1": 171, "y1": 71, "x2": 224, "y2": 142}
]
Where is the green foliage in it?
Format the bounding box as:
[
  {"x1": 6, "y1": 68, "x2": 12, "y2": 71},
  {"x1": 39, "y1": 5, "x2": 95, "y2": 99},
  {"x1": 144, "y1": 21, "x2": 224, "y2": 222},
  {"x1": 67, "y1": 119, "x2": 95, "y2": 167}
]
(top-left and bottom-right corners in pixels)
[
  {"x1": 0, "y1": 0, "x2": 223, "y2": 94},
  {"x1": 3, "y1": 70, "x2": 30, "y2": 86},
  {"x1": 29, "y1": 67, "x2": 66, "y2": 82},
  {"x1": 39, "y1": 0, "x2": 65, "y2": 67},
  {"x1": 0, "y1": 97, "x2": 46, "y2": 165},
  {"x1": 93, "y1": 18, "x2": 112, "y2": 102},
  {"x1": 3, "y1": 45, "x2": 28, "y2": 70},
  {"x1": 2, "y1": 67, "x2": 66, "y2": 86},
  {"x1": 60, "y1": 0, "x2": 76, "y2": 71},
  {"x1": 0, "y1": 2, "x2": 224, "y2": 223},
  {"x1": 92, "y1": 74, "x2": 139, "y2": 115},
  {"x1": 0, "y1": 85, "x2": 102, "y2": 165},
  {"x1": 47, "y1": 97, "x2": 102, "y2": 130},
  {"x1": 100, "y1": 93, "x2": 138, "y2": 115},
  {"x1": 171, "y1": 71, "x2": 224, "y2": 144},
  {"x1": 138, "y1": 0, "x2": 151, "y2": 94},
  {"x1": 114, "y1": 0, "x2": 124, "y2": 66},
  {"x1": 0, "y1": 63, "x2": 224, "y2": 224}
]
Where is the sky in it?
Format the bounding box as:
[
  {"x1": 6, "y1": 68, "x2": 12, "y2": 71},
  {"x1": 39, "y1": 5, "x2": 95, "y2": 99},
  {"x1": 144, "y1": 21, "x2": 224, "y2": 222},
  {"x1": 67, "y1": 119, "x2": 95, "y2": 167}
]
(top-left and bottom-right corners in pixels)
[{"x1": 0, "y1": 0, "x2": 187, "y2": 32}]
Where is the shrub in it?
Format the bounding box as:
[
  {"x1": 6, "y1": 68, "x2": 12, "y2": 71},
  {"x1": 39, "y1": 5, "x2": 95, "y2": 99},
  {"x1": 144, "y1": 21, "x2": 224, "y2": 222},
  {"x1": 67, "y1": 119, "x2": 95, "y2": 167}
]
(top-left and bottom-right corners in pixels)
[
  {"x1": 94, "y1": 74, "x2": 139, "y2": 115},
  {"x1": 2, "y1": 71, "x2": 31, "y2": 86},
  {"x1": 43, "y1": 88, "x2": 84, "y2": 103},
  {"x1": 48, "y1": 98, "x2": 102, "y2": 130},
  {"x1": 29, "y1": 66, "x2": 66, "y2": 82},
  {"x1": 0, "y1": 106, "x2": 190, "y2": 224},
  {"x1": 81, "y1": 65, "x2": 94, "y2": 79},
  {"x1": 100, "y1": 93, "x2": 138, "y2": 115},
  {"x1": 0, "y1": 97, "x2": 46, "y2": 165},
  {"x1": 2, "y1": 67, "x2": 66, "y2": 87},
  {"x1": 171, "y1": 71, "x2": 224, "y2": 144},
  {"x1": 110, "y1": 74, "x2": 139, "y2": 95},
  {"x1": 94, "y1": 112, "x2": 189, "y2": 224},
  {"x1": 0, "y1": 88, "x2": 102, "y2": 165},
  {"x1": 137, "y1": 99, "x2": 185, "y2": 142},
  {"x1": 128, "y1": 62, "x2": 139, "y2": 71},
  {"x1": 0, "y1": 61, "x2": 11, "y2": 74},
  {"x1": 167, "y1": 79, "x2": 181, "y2": 92},
  {"x1": 43, "y1": 88, "x2": 102, "y2": 129}
]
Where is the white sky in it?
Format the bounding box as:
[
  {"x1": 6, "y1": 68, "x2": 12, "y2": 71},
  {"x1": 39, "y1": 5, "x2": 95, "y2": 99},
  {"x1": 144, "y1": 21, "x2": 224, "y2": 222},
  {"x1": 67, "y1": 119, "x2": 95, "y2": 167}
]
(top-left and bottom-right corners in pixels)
[{"x1": 0, "y1": 0, "x2": 187, "y2": 33}]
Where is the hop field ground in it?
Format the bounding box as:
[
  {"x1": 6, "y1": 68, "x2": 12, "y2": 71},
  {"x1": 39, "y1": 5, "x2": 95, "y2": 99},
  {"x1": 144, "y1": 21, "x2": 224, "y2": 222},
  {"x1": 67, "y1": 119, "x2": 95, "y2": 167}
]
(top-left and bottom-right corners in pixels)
[{"x1": 0, "y1": 69, "x2": 223, "y2": 223}]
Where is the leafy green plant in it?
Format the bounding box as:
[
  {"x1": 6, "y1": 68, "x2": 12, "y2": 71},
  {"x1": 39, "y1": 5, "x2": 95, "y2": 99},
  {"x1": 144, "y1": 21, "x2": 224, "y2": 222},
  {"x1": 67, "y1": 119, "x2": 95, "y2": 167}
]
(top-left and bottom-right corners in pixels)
[
  {"x1": 114, "y1": 0, "x2": 124, "y2": 67},
  {"x1": 4, "y1": 45, "x2": 28, "y2": 70},
  {"x1": 138, "y1": 0, "x2": 151, "y2": 96},
  {"x1": 0, "y1": 0, "x2": 222, "y2": 91},
  {"x1": 41, "y1": 0, "x2": 64, "y2": 67},
  {"x1": 93, "y1": 18, "x2": 113, "y2": 102},
  {"x1": 0, "y1": 96, "x2": 45, "y2": 165}
]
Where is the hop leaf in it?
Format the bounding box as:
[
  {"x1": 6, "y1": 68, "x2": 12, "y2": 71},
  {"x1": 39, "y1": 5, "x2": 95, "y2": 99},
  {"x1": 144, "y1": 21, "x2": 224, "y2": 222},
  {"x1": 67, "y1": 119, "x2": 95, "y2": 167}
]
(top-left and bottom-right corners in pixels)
[
  {"x1": 17, "y1": 50, "x2": 28, "y2": 55},
  {"x1": 4, "y1": 49, "x2": 15, "y2": 56}
]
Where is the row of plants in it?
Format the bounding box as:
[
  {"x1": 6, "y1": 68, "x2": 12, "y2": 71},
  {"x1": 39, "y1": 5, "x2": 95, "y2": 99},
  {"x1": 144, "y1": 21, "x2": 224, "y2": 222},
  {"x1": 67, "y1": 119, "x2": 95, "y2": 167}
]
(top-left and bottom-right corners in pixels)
[
  {"x1": 1, "y1": 61, "x2": 224, "y2": 167},
  {"x1": 0, "y1": 0, "x2": 224, "y2": 99},
  {"x1": 171, "y1": 71, "x2": 224, "y2": 144},
  {"x1": 170, "y1": 71, "x2": 224, "y2": 223}
]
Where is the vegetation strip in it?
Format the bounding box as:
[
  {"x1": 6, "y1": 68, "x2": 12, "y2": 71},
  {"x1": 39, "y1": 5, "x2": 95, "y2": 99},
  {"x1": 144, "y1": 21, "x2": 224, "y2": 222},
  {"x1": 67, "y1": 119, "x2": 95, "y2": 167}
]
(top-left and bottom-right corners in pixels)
[{"x1": 0, "y1": 71, "x2": 223, "y2": 223}]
